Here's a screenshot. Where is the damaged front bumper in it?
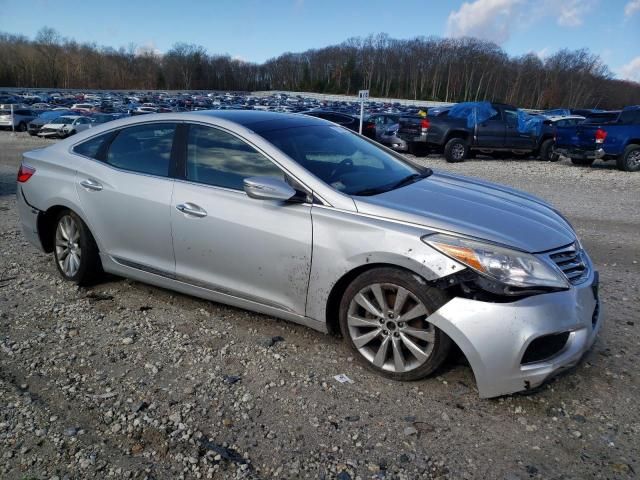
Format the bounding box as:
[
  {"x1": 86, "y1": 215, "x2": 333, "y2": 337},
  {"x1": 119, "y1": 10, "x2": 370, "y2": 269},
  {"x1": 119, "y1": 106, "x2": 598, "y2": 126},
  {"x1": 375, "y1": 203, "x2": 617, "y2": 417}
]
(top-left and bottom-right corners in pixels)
[{"x1": 427, "y1": 267, "x2": 601, "y2": 398}]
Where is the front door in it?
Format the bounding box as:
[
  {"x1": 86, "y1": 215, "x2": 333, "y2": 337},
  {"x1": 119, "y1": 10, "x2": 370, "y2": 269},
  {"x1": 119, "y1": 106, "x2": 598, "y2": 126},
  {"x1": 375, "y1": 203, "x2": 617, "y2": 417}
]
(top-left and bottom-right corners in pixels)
[{"x1": 170, "y1": 124, "x2": 313, "y2": 315}]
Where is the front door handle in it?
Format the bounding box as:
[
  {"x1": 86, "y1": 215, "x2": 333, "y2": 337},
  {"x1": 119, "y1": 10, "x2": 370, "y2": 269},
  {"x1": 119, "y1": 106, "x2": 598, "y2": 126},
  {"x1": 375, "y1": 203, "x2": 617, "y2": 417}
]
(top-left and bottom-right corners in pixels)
[
  {"x1": 80, "y1": 179, "x2": 103, "y2": 191},
  {"x1": 176, "y1": 202, "x2": 207, "y2": 218}
]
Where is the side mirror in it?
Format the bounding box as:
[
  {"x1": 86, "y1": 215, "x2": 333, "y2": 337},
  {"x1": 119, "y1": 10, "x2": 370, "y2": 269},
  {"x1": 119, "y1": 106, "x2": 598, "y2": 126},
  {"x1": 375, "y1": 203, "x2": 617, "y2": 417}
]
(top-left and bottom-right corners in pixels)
[{"x1": 243, "y1": 176, "x2": 297, "y2": 202}]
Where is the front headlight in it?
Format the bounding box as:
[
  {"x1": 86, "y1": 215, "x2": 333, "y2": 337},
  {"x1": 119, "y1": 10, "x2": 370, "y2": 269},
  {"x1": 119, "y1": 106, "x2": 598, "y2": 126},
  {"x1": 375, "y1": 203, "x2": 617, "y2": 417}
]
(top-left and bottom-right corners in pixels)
[{"x1": 423, "y1": 234, "x2": 569, "y2": 289}]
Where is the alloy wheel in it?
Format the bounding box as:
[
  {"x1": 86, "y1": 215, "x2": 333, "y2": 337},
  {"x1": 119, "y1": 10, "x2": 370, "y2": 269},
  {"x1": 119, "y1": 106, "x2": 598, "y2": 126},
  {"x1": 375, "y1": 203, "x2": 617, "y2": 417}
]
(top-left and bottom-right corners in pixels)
[
  {"x1": 347, "y1": 283, "x2": 436, "y2": 373},
  {"x1": 452, "y1": 143, "x2": 465, "y2": 160},
  {"x1": 55, "y1": 215, "x2": 82, "y2": 277}
]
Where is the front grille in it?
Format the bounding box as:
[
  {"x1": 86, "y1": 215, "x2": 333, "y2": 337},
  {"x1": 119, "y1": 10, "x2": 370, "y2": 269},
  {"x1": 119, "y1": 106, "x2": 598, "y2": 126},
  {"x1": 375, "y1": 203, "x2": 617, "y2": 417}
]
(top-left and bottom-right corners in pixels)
[{"x1": 549, "y1": 243, "x2": 589, "y2": 285}]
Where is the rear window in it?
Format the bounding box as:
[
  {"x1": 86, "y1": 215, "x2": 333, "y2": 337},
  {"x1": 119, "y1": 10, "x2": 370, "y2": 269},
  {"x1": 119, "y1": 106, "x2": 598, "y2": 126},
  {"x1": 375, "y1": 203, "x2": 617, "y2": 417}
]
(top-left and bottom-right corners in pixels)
[
  {"x1": 618, "y1": 109, "x2": 640, "y2": 125},
  {"x1": 106, "y1": 123, "x2": 176, "y2": 177},
  {"x1": 72, "y1": 132, "x2": 112, "y2": 159}
]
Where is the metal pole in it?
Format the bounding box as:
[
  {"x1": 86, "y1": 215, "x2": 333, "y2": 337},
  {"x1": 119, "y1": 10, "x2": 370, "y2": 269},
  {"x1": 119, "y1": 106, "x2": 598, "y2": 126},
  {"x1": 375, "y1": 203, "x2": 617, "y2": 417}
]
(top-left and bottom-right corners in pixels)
[
  {"x1": 11, "y1": 104, "x2": 15, "y2": 135},
  {"x1": 359, "y1": 99, "x2": 364, "y2": 135}
]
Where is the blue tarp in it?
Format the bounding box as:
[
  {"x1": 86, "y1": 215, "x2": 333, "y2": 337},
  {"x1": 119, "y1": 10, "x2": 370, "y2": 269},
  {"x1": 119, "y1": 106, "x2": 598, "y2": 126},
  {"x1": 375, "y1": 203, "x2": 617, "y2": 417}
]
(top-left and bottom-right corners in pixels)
[
  {"x1": 447, "y1": 101, "x2": 498, "y2": 129},
  {"x1": 517, "y1": 110, "x2": 544, "y2": 136}
]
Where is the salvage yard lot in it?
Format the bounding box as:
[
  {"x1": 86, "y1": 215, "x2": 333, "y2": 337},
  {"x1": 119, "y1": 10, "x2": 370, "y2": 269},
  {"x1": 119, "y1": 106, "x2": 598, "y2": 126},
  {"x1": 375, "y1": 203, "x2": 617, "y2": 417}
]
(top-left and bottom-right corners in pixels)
[{"x1": 0, "y1": 131, "x2": 638, "y2": 479}]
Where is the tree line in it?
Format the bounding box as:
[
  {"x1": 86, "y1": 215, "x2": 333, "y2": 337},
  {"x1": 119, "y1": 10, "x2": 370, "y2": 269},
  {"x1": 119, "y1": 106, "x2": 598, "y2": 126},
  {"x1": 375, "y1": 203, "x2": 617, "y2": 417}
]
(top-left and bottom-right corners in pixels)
[{"x1": 1, "y1": 28, "x2": 639, "y2": 109}]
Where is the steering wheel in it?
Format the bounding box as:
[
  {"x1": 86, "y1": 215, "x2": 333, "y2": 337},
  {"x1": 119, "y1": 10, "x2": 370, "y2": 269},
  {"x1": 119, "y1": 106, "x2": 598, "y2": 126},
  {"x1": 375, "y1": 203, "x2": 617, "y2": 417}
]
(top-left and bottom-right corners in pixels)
[{"x1": 328, "y1": 158, "x2": 354, "y2": 183}]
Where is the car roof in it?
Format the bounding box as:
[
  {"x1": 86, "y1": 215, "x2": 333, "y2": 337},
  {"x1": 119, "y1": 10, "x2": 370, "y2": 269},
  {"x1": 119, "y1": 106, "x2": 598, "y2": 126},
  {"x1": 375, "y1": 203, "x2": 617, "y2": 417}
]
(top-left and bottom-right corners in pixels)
[{"x1": 190, "y1": 110, "x2": 330, "y2": 133}]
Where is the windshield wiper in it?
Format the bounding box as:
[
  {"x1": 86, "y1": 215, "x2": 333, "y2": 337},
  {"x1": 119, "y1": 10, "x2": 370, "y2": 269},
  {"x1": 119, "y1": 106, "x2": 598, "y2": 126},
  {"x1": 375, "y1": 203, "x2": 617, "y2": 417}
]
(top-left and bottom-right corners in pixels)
[{"x1": 353, "y1": 169, "x2": 432, "y2": 196}]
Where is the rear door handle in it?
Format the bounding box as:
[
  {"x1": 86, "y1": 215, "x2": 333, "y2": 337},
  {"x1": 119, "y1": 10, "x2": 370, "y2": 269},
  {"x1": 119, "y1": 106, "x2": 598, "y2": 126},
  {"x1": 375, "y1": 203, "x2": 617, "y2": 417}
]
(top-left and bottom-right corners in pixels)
[
  {"x1": 176, "y1": 202, "x2": 207, "y2": 218},
  {"x1": 80, "y1": 179, "x2": 103, "y2": 191}
]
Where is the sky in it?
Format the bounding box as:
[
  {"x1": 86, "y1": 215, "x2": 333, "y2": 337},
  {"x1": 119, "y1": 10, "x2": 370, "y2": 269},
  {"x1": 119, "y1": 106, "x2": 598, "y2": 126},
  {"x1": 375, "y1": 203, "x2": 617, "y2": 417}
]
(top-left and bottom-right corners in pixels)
[{"x1": 1, "y1": 0, "x2": 639, "y2": 82}]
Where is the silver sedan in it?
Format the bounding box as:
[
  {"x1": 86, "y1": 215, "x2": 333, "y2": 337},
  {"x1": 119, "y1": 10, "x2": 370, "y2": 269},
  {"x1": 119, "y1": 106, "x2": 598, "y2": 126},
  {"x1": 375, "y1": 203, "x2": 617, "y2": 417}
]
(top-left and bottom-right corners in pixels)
[{"x1": 16, "y1": 111, "x2": 601, "y2": 398}]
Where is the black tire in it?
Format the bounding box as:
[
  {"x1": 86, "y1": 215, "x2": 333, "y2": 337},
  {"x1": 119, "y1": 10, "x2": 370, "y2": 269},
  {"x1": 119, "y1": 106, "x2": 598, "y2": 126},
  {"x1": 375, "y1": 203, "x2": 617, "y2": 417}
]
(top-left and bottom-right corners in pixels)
[
  {"x1": 538, "y1": 139, "x2": 555, "y2": 161},
  {"x1": 616, "y1": 144, "x2": 640, "y2": 172},
  {"x1": 444, "y1": 137, "x2": 468, "y2": 163},
  {"x1": 52, "y1": 210, "x2": 102, "y2": 286},
  {"x1": 16, "y1": 122, "x2": 27, "y2": 132},
  {"x1": 338, "y1": 267, "x2": 452, "y2": 381},
  {"x1": 570, "y1": 157, "x2": 595, "y2": 166}
]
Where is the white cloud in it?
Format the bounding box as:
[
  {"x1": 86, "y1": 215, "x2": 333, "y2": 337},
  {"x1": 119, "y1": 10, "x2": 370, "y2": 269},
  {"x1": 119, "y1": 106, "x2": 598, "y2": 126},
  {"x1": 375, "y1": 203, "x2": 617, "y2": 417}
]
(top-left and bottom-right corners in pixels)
[
  {"x1": 535, "y1": 47, "x2": 551, "y2": 59},
  {"x1": 625, "y1": 0, "x2": 640, "y2": 16},
  {"x1": 135, "y1": 41, "x2": 161, "y2": 57},
  {"x1": 618, "y1": 56, "x2": 640, "y2": 82},
  {"x1": 446, "y1": 0, "x2": 522, "y2": 44},
  {"x1": 557, "y1": 0, "x2": 591, "y2": 26}
]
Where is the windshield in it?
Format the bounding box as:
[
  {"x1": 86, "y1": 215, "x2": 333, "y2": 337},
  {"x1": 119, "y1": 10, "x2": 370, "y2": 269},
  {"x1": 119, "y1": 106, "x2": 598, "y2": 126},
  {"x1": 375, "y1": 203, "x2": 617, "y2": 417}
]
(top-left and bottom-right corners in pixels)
[
  {"x1": 51, "y1": 117, "x2": 74, "y2": 124},
  {"x1": 260, "y1": 125, "x2": 425, "y2": 195}
]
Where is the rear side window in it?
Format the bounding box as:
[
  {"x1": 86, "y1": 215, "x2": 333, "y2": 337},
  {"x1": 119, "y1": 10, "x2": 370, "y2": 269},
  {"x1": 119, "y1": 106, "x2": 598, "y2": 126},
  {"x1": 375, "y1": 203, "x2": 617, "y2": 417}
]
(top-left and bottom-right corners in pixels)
[
  {"x1": 72, "y1": 132, "x2": 112, "y2": 159},
  {"x1": 619, "y1": 109, "x2": 640, "y2": 124},
  {"x1": 186, "y1": 125, "x2": 284, "y2": 190},
  {"x1": 106, "y1": 123, "x2": 176, "y2": 177}
]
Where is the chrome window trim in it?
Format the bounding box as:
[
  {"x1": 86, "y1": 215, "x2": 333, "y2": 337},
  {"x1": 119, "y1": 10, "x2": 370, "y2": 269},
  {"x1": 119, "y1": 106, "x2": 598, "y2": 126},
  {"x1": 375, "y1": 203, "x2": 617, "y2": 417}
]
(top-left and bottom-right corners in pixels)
[{"x1": 67, "y1": 119, "x2": 331, "y2": 206}]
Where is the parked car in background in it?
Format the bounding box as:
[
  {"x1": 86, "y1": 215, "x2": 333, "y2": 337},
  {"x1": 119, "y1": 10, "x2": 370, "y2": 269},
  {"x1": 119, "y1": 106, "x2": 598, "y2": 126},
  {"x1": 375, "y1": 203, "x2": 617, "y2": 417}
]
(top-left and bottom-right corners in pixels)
[
  {"x1": 37, "y1": 115, "x2": 93, "y2": 138},
  {"x1": 398, "y1": 103, "x2": 555, "y2": 162},
  {"x1": 302, "y1": 110, "x2": 377, "y2": 139},
  {"x1": 554, "y1": 106, "x2": 640, "y2": 171},
  {"x1": 368, "y1": 113, "x2": 400, "y2": 141},
  {"x1": 582, "y1": 111, "x2": 620, "y2": 124},
  {"x1": 70, "y1": 103, "x2": 96, "y2": 113},
  {"x1": 379, "y1": 123, "x2": 409, "y2": 152},
  {"x1": 0, "y1": 106, "x2": 38, "y2": 131},
  {"x1": 537, "y1": 115, "x2": 585, "y2": 161},
  {"x1": 16, "y1": 110, "x2": 600, "y2": 398},
  {"x1": 27, "y1": 109, "x2": 74, "y2": 136}
]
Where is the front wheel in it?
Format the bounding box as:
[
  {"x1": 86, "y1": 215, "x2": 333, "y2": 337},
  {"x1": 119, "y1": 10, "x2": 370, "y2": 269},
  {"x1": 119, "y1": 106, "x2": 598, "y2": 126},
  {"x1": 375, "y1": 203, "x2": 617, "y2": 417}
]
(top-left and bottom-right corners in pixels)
[
  {"x1": 339, "y1": 268, "x2": 452, "y2": 381},
  {"x1": 444, "y1": 137, "x2": 468, "y2": 163},
  {"x1": 538, "y1": 139, "x2": 556, "y2": 161},
  {"x1": 616, "y1": 144, "x2": 640, "y2": 172},
  {"x1": 53, "y1": 210, "x2": 102, "y2": 285},
  {"x1": 16, "y1": 122, "x2": 27, "y2": 132}
]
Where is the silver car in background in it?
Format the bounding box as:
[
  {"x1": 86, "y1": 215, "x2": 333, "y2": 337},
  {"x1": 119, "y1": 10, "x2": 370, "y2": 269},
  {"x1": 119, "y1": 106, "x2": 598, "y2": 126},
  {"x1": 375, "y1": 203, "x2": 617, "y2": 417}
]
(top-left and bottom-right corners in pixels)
[{"x1": 16, "y1": 111, "x2": 601, "y2": 398}]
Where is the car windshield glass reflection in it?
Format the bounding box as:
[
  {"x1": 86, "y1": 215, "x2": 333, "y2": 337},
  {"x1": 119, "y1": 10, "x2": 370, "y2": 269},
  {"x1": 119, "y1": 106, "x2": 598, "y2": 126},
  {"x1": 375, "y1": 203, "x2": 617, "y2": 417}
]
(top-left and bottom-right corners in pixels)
[{"x1": 260, "y1": 125, "x2": 424, "y2": 195}]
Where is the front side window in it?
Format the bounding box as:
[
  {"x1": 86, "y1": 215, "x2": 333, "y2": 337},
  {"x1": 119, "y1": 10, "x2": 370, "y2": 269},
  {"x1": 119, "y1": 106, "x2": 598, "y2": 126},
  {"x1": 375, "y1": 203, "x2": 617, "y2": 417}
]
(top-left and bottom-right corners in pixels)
[
  {"x1": 106, "y1": 123, "x2": 176, "y2": 177},
  {"x1": 186, "y1": 125, "x2": 284, "y2": 190},
  {"x1": 260, "y1": 125, "x2": 421, "y2": 195}
]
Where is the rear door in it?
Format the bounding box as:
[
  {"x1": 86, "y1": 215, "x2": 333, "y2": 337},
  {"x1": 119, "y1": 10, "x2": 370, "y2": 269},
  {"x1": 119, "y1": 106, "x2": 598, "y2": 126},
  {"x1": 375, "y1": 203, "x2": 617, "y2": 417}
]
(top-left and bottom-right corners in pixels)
[
  {"x1": 74, "y1": 122, "x2": 177, "y2": 274},
  {"x1": 503, "y1": 107, "x2": 536, "y2": 149},
  {"x1": 474, "y1": 109, "x2": 505, "y2": 147}
]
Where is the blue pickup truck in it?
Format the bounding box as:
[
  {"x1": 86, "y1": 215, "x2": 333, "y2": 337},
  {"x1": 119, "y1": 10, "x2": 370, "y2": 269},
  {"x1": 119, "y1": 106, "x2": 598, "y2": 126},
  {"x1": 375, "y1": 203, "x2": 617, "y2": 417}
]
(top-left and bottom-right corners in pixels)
[{"x1": 554, "y1": 106, "x2": 640, "y2": 172}]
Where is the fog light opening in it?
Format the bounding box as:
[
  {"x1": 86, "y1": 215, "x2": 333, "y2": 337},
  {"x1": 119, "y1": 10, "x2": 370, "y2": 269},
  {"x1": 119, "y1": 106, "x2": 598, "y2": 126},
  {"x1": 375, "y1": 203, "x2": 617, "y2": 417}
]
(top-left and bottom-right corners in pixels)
[{"x1": 521, "y1": 332, "x2": 570, "y2": 365}]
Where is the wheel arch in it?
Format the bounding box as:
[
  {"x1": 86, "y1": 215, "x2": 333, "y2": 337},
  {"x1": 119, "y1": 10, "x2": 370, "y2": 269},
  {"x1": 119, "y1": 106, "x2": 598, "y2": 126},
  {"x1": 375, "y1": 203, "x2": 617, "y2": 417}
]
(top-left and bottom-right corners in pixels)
[
  {"x1": 444, "y1": 130, "x2": 470, "y2": 143},
  {"x1": 37, "y1": 203, "x2": 99, "y2": 253}
]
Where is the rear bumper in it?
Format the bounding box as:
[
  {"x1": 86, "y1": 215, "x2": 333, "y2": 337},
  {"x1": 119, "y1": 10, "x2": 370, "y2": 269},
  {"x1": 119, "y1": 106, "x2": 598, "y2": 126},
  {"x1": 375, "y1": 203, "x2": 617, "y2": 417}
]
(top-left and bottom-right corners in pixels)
[
  {"x1": 16, "y1": 185, "x2": 44, "y2": 252},
  {"x1": 427, "y1": 260, "x2": 601, "y2": 398},
  {"x1": 554, "y1": 146, "x2": 605, "y2": 160}
]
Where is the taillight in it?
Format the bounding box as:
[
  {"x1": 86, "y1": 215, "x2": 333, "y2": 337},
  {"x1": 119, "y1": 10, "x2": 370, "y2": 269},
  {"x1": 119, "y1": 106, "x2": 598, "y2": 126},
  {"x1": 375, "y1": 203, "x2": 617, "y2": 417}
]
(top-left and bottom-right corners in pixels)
[
  {"x1": 595, "y1": 128, "x2": 607, "y2": 144},
  {"x1": 17, "y1": 164, "x2": 35, "y2": 183},
  {"x1": 420, "y1": 118, "x2": 430, "y2": 130}
]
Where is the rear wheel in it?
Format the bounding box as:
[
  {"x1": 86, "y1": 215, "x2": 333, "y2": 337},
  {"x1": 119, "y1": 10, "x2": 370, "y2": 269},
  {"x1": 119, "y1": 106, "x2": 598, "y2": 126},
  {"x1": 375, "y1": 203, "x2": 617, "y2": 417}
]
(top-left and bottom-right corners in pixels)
[
  {"x1": 616, "y1": 144, "x2": 640, "y2": 172},
  {"x1": 570, "y1": 157, "x2": 595, "y2": 166},
  {"x1": 339, "y1": 268, "x2": 452, "y2": 381},
  {"x1": 53, "y1": 210, "x2": 102, "y2": 285},
  {"x1": 444, "y1": 137, "x2": 468, "y2": 163}
]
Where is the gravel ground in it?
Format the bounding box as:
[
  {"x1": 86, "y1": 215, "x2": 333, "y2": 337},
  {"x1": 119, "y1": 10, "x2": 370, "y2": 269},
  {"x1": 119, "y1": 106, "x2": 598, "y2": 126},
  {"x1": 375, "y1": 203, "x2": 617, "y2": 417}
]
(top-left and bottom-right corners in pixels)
[{"x1": 1, "y1": 131, "x2": 638, "y2": 480}]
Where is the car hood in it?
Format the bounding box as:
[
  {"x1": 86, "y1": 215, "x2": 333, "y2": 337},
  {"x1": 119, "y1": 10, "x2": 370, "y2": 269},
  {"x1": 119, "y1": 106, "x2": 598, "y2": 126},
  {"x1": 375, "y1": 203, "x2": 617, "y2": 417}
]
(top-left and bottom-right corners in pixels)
[
  {"x1": 353, "y1": 170, "x2": 575, "y2": 253},
  {"x1": 41, "y1": 123, "x2": 66, "y2": 129}
]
